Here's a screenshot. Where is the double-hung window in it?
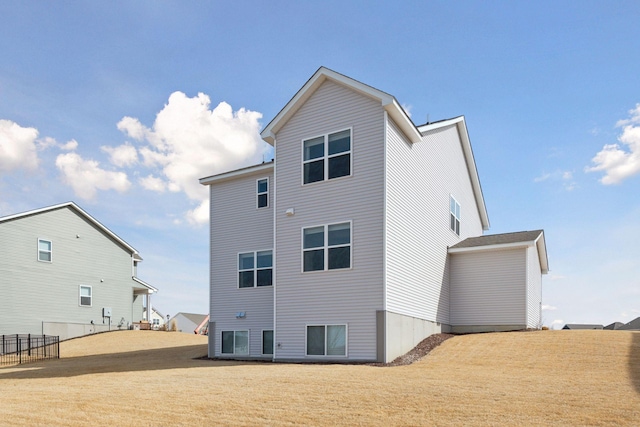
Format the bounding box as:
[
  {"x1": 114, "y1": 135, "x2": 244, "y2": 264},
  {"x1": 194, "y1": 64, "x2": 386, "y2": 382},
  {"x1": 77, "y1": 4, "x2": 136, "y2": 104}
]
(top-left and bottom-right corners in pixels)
[
  {"x1": 306, "y1": 324, "x2": 347, "y2": 356},
  {"x1": 303, "y1": 129, "x2": 351, "y2": 184},
  {"x1": 79, "y1": 285, "x2": 92, "y2": 307},
  {"x1": 38, "y1": 239, "x2": 52, "y2": 262},
  {"x1": 257, "y1": 178, "x2": 269, "y2": 208},
  {"x1": 221, "y1": 330, "x2": 249, "y2": 355},
  {"x1": 238, "y1": 250, "x2": 273, "y2": 288},
  {"x1": 303, "y1": 222, "x2": 351, "y2": 272},
  {"x1": 450, "y1": 195, "x2": 461, "y2": 236}
]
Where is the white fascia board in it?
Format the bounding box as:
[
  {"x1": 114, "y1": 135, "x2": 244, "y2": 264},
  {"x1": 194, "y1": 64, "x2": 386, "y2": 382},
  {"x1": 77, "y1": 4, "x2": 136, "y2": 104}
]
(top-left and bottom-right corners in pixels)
[
  {"x1": 534, "y1": 232, "x2": 549, "y2": 274},
  {"x1": 261, "y1": 66, "x2": 421, "y2": 145},
  {"x1": 420, "y1": 117, "x2": 490, "y2": 230},
  {"x1": 133, "y1": 276, "x2": 158, "y2": 293},
  {"x1": 448, "y1": 240, "x2": 534, "y2": 254},
  {"x1": 200, "y1": 162, "x2": 274, "y2": 186},
  {"x1": 0, "y1": 201, "x2": 139, "y2": 256}
]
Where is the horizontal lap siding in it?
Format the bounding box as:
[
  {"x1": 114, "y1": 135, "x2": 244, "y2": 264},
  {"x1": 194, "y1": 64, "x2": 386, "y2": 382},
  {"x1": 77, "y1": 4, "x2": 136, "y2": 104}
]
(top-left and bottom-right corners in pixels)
[
  {"x1": 527, "y1": 245, "x2": 542, "y2": 328},
  {"x1": 385, "y1": 122, "x2": 484, "y2": 324},
  {"x1": 209, "y1": 170, "x2": 274, "y2": 357},
  {"x1": 0, "y1": 207, "x2": 137, "y2": 335},
  {"x1": 274, "y1": 80, "x2": 384, "y2": 361},
  {"x1": 450, "y1": 248, "x2": 526, "y2": 325}
]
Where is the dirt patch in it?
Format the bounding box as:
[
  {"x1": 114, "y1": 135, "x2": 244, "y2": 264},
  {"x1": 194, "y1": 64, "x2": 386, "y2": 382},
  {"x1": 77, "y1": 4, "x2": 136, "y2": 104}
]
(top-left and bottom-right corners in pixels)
[{"x1": 370, "y1": 333, "x2": 455, "y2": 366}]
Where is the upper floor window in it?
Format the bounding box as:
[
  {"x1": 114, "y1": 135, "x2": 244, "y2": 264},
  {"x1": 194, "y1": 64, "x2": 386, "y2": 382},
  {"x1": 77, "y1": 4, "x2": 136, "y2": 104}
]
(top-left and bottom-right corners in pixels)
[
  {"x1": 79, "y1": 285, "x2": 92, "y2": 307},
  {"x1": 38, "y1": 239, "x2": 52, "y2": 262},
  {"x1": 257, "y1": 178, "x2": 269, "y2": 208},
  {"x1": 303, "y1": 222, "x2": 351, "y2": 272},
  {"x1": 450, "y1": 195, "x2": 461, "y2": 236},
  {"x1": 303, "y1": 129, "x2": 351, "y2": 184},
  {"x1": 238, "y1": 250, "x2": 273, "y2": 288}
]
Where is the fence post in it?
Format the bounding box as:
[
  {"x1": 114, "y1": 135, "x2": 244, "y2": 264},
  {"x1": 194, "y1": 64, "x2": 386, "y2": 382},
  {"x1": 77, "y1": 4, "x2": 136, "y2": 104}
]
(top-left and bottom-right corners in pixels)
[{"x1": 18, "y1": 335, "x2": 21, "y2": 364}]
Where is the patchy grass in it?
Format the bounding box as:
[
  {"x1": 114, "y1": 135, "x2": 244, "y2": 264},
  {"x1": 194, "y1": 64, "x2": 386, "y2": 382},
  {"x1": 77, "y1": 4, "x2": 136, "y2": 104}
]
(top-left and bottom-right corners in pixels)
[{"x1": 0, "y1": 330, "x2": 638, "y2": 426}]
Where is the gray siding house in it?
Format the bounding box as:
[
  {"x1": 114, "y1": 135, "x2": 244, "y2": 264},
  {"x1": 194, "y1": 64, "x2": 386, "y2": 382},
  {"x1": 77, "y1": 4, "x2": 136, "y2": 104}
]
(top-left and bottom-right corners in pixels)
[
  {"x1": 0, "y1": 202, "x2": 157, "y2": 340},
  {"x1": 201, "y1": 67, "x2": 549, "y2": 363}
]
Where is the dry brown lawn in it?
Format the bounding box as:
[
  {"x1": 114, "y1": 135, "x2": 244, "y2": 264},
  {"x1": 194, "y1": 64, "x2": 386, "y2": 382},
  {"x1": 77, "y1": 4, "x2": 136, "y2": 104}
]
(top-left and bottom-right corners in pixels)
[{"x1": 1, "y1": 329, "x2": 639, "y2": 426}]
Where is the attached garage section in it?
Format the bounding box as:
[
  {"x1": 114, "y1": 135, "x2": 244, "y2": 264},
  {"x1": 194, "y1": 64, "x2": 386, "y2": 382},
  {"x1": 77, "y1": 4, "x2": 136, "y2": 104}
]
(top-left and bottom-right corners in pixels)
[{"x1": 448, "y1": 230, "x2": 548, "y2": 333}]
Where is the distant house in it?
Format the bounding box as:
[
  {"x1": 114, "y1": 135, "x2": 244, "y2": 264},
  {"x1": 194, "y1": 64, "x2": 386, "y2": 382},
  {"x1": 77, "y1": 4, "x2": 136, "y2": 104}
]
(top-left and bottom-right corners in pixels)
[
  {"x1": 604, "y1": 322, "x2": 625, "y2": 330},
  {"x1": 200, "y1": 67, "x2": 549, "y2": 363},
  {"x1": 619, "y1": 317, "x2": 640, "y2": 331},
  {"x1": 0, "y1": 202, "x2": 157, "y2": 340},
  {"x1": 562, "y1": 324, "x2": 604, "y2": 330},
  {"x1": 144, "y1": 307, "x2": 166, "y2": 329},
  {"x1": 169, "y1": 313, "x2": 207, "y2": 333}
]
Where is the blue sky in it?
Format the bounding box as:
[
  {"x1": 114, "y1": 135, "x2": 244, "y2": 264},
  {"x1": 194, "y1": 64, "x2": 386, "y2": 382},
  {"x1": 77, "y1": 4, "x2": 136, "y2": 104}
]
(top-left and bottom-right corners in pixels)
[{"x1": 1, "y1": 1, "x2": 639, "y2": 327}]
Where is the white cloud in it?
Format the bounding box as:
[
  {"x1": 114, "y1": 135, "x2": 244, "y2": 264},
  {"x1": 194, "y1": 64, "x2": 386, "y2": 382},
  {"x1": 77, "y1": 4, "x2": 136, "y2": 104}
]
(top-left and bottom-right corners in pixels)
[
  {"x1": 533, "y1": 170, "x2": 576, "y2": 190},
  {"x1": 542, "y1": 304, "x2": 557, "y2": 311},
  {"x1": 101, "y1": 142, "x2": 138, "y2": 167},
  {"x1": 114, "y1": 91, "x2": 267, "y2": 224},
  {"x1": 60, "y1": 139, "x2": 79, "y2": 151},
  {"x1": 401, "y1": 103, "x2": 413, "y2": 119},
  {"x1": 55, "y1": 152, "x2": 131, "y2": 200},
  {"x1": 0, "y1": 119, "x2": 39, "y2": 172},
  {"x1": 550, "y1": 319, "x2": 564, "y2": 329},
  {"x1": 139, "y1": 174, "x2": 166, "y2": 192},
  {"x1": 586, "y1": 104, "x2": 640, "y2": 184}
]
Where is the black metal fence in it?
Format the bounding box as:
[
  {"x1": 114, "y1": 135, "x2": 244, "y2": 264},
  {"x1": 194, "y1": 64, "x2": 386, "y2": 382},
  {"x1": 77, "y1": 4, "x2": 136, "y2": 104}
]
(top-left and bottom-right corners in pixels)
[{"x1": 0, "y1": 334, "x2": 60, "y2": 365}]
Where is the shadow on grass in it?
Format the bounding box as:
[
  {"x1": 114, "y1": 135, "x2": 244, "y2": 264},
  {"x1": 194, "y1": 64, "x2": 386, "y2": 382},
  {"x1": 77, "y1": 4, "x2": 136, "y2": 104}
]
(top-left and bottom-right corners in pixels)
[
  {"x1": 0, "y1": 344, "x2": 262, "y2": 380},
  {"x1": 631, "y1": 332, "x2": 640, "y2": 394}
]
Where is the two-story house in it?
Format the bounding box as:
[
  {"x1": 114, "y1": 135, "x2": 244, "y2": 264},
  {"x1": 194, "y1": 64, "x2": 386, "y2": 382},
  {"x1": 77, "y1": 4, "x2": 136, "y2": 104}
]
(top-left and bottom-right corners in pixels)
[
  {"x1": 0, "y1": 202, "x2": 157, "y2": 340},
  {"x1": 200, "y1": 67, "x2": 548, "y2": 363}
]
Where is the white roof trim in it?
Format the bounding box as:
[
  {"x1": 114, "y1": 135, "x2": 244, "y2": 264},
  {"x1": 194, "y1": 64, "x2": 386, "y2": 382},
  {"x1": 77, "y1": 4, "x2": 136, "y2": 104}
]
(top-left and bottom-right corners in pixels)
[
  {"x1": 419, "y1": 116, "x2": 490, "y2": 231},
  {"x1": 133, "y1": 276, "x2": 158, "y2": 293},
  {"x1": 200, "y1": 162, "x2": 274, "y2": 186},
  {"x1": 0, "y1": 202, "x2": 139, "y2": 256},
  {"x1": 260, "y1": 67, "x2": 421, "y2": 145}
]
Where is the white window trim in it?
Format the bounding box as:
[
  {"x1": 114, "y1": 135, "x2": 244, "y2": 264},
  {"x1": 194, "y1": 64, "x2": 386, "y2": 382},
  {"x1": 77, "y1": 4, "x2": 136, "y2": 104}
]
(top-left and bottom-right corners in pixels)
[
  {"x1": 301, "y1": 127, "x2": 353, "y2": 186},
  {"x1": 301, "y1": 221, "x2": 353, "y2": 273},
  {"x1": 261, "y1": 329, "x2": 274, "y2": 356},
  {"x1": 304, "y1": 324, "x2": 348, "y2": 357},
  {"x1": 256, "y1": 177, "x2": 269, "y2": 209},
  {"x1": 37, "y1": 238, "x2": 52, "y2": 263},
  {"x1": 237, "y1": 249, "x2": 273, "y2": 288},
  {"x1": 79, "y1": 285, "x2": 92, "y2": 307},
  {"x1": 220, "y1": 330, "x2": 250, "y2": 355},
  {"x1": 450, "y1": 195, "x2": 461, "y2": 236}
]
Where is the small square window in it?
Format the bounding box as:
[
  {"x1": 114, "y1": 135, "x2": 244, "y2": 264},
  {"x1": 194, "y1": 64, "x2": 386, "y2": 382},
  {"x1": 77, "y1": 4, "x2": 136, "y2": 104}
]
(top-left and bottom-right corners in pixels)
[
  {"x1": 38, "y1": 239, "x2": 52, "y2": 262},
  {"x1": 303, "y1": 129, "x2": 351, "y2": 184},
  {"x1": 303, "y1": 222, "x2": 351, "y2": 272},
  {"x1": 238, "y1": 250, "x2": 273, "y2": 288},
  {"x1": 79, "y1": 285, "x2": 92, "y2": 307}
]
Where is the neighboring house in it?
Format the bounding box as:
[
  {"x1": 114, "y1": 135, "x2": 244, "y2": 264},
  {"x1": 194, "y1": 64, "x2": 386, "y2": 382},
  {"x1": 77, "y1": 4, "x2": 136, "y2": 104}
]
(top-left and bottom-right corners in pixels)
[
  {"x1": 169, "y1": 312, "x2": 208, "y2": 333},
  {"x1": 619, "y1": 317, "x2": 640, "y2": 331},
  {"x1": 143, "y1": 306, "x2": 166, "y2": 329},
  {"x1": 0, "y1": 202, "x2": 157, "y2": 340},
  {"x1": 200, "y1": 67, "x2": 549, "y2": 363},
  {"x1": 562, "y1": 324, "x2": 604, "y2": 330},
  {"x1": 604, "y1": 322, "x2": 625, "y2": 330}
]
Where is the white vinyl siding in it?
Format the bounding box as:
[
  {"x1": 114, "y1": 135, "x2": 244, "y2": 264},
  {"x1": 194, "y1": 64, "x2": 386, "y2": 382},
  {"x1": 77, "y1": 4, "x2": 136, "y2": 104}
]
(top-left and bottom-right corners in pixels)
[
  {"x1": 385, "y1": 119, "x2": 485, "y2": 325},
  {"x1": 0, "y1": 206, "x2": 142, "y2": 336},
  {"x1": 209, "y1": 168, "x2": 274, "y2": 357},
  {"x1": 449, "y1": 248, "x2": 526, "y2": 326},
  {"x1": 274, "y1": 80, "x2": 385, "y2": 361}
]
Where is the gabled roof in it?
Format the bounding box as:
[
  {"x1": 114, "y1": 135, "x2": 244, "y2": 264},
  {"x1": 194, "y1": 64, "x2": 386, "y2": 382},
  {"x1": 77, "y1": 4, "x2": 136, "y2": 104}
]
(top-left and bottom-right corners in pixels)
[
  {"x1": 449, "y1": 230, "x2": 549, "y2": 274},
  {"x1": 604, "y1": 322, "x2": 625, "y2": 330},
  {"x1": 619, "y1": 316, "x2": 640, "y2": 330},
  {"x1": 172, "y1": 312, "x2": 208, "y2": 325},
  {"x1": 419, "y1": 116, "x2": 489, "y2": 230},
  {"x1": 0, "y1": 202, "x2": 139, "y2": 257},
  {"x1": 260, "y1": 66, "x2": 422, "y2": 145}
]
